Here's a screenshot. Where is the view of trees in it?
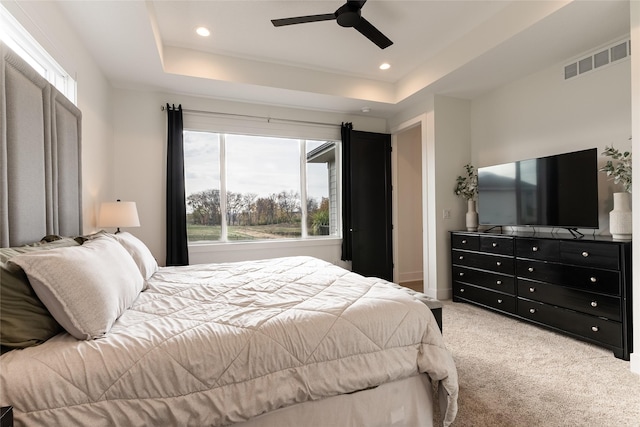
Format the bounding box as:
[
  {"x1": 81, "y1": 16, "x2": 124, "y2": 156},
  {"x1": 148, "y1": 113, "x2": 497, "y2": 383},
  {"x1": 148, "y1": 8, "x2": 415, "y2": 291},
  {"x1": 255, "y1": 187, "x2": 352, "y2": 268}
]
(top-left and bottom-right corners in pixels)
[{"x1": 186, "y1": 189, "x2": 329, "y2": 236}]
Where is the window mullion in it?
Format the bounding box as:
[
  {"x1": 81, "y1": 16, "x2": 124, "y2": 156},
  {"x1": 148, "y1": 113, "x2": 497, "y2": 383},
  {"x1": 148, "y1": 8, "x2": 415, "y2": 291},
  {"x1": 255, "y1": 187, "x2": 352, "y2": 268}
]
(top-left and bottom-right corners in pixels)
[
  {"x1": 220, "y1": 133, "x2": 228, "y2": 241},
  {"x1": 300, "y1": 139, "x2": 308, "y2": 238}
]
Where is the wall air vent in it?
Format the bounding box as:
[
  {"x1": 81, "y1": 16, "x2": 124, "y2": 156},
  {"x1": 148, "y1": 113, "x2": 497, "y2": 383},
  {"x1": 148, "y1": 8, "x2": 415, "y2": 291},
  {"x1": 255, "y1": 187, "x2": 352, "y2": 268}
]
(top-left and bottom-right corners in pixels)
[{"x1": 564, "y1": 38, "x2": 630, "y2": 81}]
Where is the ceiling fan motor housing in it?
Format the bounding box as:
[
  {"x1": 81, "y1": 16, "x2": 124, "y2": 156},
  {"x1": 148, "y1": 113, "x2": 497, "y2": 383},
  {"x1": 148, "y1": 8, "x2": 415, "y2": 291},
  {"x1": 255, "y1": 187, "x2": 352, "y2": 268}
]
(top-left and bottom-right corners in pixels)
[{"x1": 336, "y1": 10, "x2": 361, "y2": 27}]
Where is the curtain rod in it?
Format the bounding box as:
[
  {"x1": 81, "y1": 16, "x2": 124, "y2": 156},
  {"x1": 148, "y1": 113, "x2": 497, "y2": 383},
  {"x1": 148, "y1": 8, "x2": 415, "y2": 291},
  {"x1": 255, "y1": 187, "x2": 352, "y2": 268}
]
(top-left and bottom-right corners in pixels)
[{"x1": 161, "y1": 105, "x2": 342, "y2": 128}]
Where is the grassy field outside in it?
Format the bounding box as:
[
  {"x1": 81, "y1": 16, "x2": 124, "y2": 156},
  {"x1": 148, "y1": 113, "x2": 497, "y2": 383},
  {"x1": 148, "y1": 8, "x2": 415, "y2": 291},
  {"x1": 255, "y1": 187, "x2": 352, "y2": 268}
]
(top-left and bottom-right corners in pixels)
[{"x1": 187, "y1": 223, "x2": 302, "y2": 242}]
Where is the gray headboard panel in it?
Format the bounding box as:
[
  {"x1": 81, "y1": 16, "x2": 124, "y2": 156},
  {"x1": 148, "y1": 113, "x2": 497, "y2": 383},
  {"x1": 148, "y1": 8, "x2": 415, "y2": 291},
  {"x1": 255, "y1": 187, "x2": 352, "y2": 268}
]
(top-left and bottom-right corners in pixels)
[{"x1": 0, "y1": 42, "x2": 82, "y2": 247}]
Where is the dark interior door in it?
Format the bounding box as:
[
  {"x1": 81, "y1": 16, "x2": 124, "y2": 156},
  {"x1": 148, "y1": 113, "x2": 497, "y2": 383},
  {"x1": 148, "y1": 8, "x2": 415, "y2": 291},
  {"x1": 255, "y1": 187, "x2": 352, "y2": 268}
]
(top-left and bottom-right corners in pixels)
[{"x1": 348, "y1": 130, "x2": 393, "y2": 281}]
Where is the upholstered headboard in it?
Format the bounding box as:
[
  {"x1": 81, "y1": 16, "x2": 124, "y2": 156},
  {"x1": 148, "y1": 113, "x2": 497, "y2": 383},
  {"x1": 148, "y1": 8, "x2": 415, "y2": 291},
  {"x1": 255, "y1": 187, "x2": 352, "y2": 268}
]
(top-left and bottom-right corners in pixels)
[{"x1": 0, "y1": 42, "x2": 82, "y2": 247}]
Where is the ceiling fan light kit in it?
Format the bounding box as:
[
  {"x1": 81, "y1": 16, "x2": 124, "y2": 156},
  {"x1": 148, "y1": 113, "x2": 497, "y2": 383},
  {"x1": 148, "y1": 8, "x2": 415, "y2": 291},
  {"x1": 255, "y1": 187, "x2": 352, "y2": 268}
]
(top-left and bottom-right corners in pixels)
[{"x1": 271, "y1": 0, "x2": 393, "y2": 49}]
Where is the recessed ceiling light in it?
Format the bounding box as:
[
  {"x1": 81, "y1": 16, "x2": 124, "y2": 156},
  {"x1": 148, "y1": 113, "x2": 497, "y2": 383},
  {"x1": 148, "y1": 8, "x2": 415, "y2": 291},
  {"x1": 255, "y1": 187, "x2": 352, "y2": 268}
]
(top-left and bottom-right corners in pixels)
[
  {"x1": 361, "y1": 107, "x2": 371, "y2": 113},
  {"x1": 196, "y1": 27, "x2": 210, "y2": 37},
  {"x1": 379, "y1": 63, "x2": 390, "y2": 70}
]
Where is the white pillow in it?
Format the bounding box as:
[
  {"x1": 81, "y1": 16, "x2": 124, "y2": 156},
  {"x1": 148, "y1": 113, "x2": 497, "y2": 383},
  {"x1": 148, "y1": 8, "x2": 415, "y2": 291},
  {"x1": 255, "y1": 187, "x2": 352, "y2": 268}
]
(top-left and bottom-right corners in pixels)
[
  {"x1": 10, "y1": 236, "x2": 144, "y2": 340},
  {"x1": 111, "y1": 232, "x2": 158, "y2": 280}
]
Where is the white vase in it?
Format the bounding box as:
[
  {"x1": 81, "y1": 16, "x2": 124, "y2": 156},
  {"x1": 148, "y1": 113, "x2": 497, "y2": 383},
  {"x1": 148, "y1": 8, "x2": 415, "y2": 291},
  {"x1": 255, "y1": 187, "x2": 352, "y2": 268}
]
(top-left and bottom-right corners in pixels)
[
  {"x1": 609, "y1": 192, "x2": 632, "y2": 240},
  {"x1": 466, "y1": 199, "x2": 479, "y2": 232}
]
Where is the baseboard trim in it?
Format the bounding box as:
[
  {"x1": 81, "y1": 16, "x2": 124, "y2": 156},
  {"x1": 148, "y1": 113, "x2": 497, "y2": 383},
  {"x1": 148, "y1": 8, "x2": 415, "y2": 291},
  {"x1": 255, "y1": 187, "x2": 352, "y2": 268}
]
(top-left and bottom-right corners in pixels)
[
  {"x1": 630, "y1": 353, "x2": 640, "y2": 375},
  {"x1": 399, "y1": 271, "x2": 423, "y2": 283}
]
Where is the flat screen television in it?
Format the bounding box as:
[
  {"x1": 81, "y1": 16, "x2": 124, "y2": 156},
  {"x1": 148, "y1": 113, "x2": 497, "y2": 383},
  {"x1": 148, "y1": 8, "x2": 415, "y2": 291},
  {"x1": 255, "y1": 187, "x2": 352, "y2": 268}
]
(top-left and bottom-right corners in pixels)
[{"x1": 477, "y1": 148, "x2": 599, "y2": 230}]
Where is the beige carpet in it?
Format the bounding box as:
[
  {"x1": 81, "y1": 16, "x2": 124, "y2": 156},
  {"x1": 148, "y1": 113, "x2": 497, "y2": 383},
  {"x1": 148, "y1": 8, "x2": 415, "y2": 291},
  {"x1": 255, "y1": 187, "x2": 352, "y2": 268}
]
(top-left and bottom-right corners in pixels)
[{"x1": 437, "y1": 300, "x2": 640, "y2": 427}]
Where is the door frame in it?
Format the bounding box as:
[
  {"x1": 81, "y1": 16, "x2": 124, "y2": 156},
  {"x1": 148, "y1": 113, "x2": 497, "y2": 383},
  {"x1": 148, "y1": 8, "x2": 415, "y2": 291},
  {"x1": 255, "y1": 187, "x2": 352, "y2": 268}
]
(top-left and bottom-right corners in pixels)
[{"x1": 391, "y1": 114, "x2": 434, "y2": 296}]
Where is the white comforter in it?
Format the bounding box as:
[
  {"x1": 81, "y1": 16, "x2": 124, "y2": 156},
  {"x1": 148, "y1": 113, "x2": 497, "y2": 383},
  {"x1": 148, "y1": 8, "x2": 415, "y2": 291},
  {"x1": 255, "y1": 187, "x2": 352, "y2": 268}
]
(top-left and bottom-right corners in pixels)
[{"x1": 0, "y1": 256, "x2": 458, "y2": 426}]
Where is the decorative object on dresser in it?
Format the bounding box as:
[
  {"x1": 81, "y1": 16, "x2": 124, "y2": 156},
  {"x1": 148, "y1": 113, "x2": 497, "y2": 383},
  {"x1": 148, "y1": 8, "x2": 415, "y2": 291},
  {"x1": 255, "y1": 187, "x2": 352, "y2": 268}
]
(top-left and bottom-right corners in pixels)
[
  {"x1": 609, "y1": 192, "x2": 632, "y2": 240},
  {"x1": 451, "y1": 231, "x2": 632, "y2": 360},
  {"x1": 600, "y1": 143, "x2": 632, "y2": 240},
  {"x1": 454, "y1": 163, "x2": 478, "y2": 231},
  {"x1": 465, "y1": 200, "x2": 479, "y2": 232}
]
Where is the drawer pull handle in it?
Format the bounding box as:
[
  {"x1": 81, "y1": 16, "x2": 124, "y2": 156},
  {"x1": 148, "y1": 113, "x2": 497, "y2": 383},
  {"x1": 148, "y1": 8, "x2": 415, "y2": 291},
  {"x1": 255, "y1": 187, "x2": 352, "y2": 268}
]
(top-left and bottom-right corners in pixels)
[
  {"x1": 461, "y1": 239, "x2": 467, "y2": 244},
  {"x1": 529, "y1": 287, "x2": 535, "y2": 293},
  {"x1": 492, "y1": 242, "x2": 498, "y2": 247},
  {"x1": 459, "y1": 255, "x2": 464, "y2": 260},
  {"x1": 496, "y1": 280, "x2": 502, "y2": 285},
  {"x1": 529, "y1": 308, "x2": 536, "y2": 314},
  {"x1": 532, "y1": 246, "x2": 538, "y2": 252},
  {"x1": 590, "y1": 277, "x2": 597, "y2": 283},
  {"x1": 528, "y1": 267, "x2": 534, "y2": 272},
  {"x1": 582, "y1": 251, "x2": 589, "y2": 258},
  {"x1": 497, "y1": 299, "x2": 503, "y2": 304},
  {"x1": 591, "y1": 326, "x2": 599, "y2": 332},
  {"x1": 459, "y1": 272, "x2": 465, "y2": 277},
  {"x1": 591, "y1": 301, "x2": 598, "y2": 307},
  {"x1": 460, "y1": 288, "x2": 465, "y2": 293},
  {"x1": 496, "y1": 261, "x2": 501, "y2": 266}
]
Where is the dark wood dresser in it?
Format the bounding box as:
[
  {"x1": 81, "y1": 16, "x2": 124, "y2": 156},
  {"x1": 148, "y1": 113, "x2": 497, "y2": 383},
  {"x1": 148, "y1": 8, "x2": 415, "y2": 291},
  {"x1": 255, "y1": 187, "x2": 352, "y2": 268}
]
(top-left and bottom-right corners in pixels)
[{"x1": 451, "y1": 231, "x2": 632, "y2": 360}]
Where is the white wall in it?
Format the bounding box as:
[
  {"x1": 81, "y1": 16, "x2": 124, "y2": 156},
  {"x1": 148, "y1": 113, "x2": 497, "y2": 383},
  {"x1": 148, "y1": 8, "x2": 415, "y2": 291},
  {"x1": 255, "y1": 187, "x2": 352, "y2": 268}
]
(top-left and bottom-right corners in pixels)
[
  {"x1": 112, "y1": 88, "x2": 387, "y2": 266},
  {"x1": 396, "y1": 125, "x2": 423, "y2": 284},
  {"x1": 1, "y1": 0, "x2": 114, "y2": 234},
  {"x1": 433, "y1": 95, "x2": 472, "y2": 299},
  {"x1": 111, "y1": 89, "x2": 166, "y2": 264}
]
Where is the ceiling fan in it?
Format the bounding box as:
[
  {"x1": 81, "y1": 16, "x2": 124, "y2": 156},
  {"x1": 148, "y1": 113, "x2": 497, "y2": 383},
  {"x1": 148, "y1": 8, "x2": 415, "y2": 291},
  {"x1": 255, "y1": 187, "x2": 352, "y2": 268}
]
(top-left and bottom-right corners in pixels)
[{"x1": 271, "y1": 0, "x2": 393, "y2": 50}]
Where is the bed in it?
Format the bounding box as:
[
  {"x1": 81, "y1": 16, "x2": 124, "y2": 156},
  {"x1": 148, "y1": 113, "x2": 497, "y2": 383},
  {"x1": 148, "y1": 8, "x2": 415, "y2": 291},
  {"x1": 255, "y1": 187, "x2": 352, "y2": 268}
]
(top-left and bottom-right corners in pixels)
[
  {"x1": 1, "y1": 233, "x2": 457, "y2": 426},
  {"x1": 0, "y1": 40, "x2": 458, "y2": 426}
]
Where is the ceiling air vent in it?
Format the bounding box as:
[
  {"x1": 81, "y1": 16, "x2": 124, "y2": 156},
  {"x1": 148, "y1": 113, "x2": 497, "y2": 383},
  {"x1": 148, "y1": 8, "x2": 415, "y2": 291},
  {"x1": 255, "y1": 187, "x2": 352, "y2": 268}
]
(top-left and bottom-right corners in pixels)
[{"x1": 564, "y1": 38, "x2": 630, "y2": 81}]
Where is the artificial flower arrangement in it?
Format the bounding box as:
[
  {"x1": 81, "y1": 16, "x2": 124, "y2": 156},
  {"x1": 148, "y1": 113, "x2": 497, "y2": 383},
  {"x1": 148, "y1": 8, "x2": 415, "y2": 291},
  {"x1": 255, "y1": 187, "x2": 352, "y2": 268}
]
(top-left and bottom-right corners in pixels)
[
  {"x1": 454, "y1": 163, "x2": 478, "y2": 200},
  {"x1": 600, "y1": 142, "x2": 632, "y2": 193}
]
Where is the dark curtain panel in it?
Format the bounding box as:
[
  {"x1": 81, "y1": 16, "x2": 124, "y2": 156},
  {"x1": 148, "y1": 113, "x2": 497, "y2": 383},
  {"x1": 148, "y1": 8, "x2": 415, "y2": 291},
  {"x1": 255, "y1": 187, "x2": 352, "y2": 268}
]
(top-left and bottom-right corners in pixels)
[
  {"x1": 341, "y1": 122, "x2": 353, "y2": 261},
  {"x1": 166, "y1": 104, "x2": 189, "y2": 266}
]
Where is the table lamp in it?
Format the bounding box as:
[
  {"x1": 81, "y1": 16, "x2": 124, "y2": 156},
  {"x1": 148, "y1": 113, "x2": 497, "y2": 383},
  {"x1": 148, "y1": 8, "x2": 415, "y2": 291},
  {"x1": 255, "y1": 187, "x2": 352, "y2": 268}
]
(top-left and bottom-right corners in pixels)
[{"x1": 98, "y1": 199, "x2": 140, "y2": 233}]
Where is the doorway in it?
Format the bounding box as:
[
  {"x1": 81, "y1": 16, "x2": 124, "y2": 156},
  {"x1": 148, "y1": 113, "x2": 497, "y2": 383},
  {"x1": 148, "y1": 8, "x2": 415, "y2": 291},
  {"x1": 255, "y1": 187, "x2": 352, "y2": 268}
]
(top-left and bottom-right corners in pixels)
[{"x1": 393, "y1": 124, "x2": 424, "y2": 292}]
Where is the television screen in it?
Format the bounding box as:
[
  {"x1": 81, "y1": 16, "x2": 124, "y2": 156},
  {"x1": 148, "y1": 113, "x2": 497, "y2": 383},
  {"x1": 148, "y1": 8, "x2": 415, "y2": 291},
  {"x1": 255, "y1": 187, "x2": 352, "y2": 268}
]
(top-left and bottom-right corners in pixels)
[{"x1": 477, "y1": 148, "x2": 599, "y2": 229}]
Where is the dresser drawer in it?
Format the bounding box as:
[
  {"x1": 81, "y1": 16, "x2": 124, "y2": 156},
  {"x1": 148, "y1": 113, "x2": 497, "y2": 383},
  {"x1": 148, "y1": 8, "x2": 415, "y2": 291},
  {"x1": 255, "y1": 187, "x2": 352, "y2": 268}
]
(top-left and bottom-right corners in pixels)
[
  {"x1": 516, "y1": 259, "x2": 620, "y2": 295},
  {"x1": 451, "y1": 233, "x2": 480, "y2": 251},
  {"x1": 452, "y1": 250, "x2": 514, "y2": 274},
  {"x1": 479, "y1": 235, "x2": 514, "y2": 256},
  {"x1": 515, "y1": 238, "x2": 559, "y2": 261},
  {"x1": 559, "y1": 241, "x2": 620, "y2": 270},
  {"x1": 453, "y1": 266, "x2": 515, "y2": 294},
  {"x1": 517, "y1": 279, "x2": 621, "y2": 321},
  {"x1": 517, "y1": 299, "x2": 623, "y2": 348},
  {"x1": 454, "y1": 283, "x2": 516, "y2": 314}
]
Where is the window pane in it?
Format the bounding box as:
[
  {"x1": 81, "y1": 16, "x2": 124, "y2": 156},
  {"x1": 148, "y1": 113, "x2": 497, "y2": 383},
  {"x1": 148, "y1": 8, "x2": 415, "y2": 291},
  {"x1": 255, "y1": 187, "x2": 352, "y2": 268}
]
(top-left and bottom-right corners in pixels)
[
  {"x1": 1, "y1": 3, "x2": 77, "y2": 103},
  {"x1": 184, "y1": 131, "x2": 221, "y2": 242},
  {"x1": 226, "y1": 135, "x2": 301, "y2": 240},
  {"x1": 306, "y1": 141, "x2": 338, "y2": 237}
]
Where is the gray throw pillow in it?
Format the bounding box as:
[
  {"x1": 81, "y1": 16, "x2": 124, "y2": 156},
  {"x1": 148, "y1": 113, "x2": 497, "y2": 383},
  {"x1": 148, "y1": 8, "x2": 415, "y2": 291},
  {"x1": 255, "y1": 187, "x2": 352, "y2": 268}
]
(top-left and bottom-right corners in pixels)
[
  {"x1": 11, "y1": 236, "x2": 145, "y2": 340},
  {"x1": 0, "y1": 237, "x2": 79, "y2": 349}
]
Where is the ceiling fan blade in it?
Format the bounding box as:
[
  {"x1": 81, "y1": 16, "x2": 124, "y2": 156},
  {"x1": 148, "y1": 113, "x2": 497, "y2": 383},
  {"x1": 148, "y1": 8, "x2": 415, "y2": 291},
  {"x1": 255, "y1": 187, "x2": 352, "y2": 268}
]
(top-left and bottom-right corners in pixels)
[
  {"x1": 347, "y1": 0, "x2": 367, "y2": 10},
  {"x1": 353, "y1": 17, "x2": 393, "y2": 49},
  {"x1": 271, "y1": 14, "x2": 336, "y2": 27}
]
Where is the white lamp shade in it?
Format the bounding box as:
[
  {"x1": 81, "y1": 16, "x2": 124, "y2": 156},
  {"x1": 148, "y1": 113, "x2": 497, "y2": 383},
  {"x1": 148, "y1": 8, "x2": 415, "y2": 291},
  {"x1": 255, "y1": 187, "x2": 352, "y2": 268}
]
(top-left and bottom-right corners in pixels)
[{"x1": 98, "y1": 201, "x2": 140, "y2": 228}]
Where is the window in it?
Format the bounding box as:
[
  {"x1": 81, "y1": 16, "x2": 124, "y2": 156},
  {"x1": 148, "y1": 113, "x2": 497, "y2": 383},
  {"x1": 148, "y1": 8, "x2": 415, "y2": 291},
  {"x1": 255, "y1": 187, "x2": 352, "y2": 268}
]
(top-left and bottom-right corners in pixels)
[
  {"x1": 184, "y1": 130, "x2": 339, "y2": 243},
  {"x1": 306, "y1": 141, "x2": 338, "y2": 236},
  {"x1": 0, "y1": 3, "x2": 77, "y2": 103}
]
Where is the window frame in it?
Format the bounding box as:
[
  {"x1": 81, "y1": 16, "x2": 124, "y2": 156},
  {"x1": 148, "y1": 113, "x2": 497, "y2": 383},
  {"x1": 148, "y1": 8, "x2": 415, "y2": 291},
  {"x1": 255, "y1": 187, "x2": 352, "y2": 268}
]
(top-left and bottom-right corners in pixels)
[{"x1": 183, "y1": 115, "x2": 342, "y2": 248}]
